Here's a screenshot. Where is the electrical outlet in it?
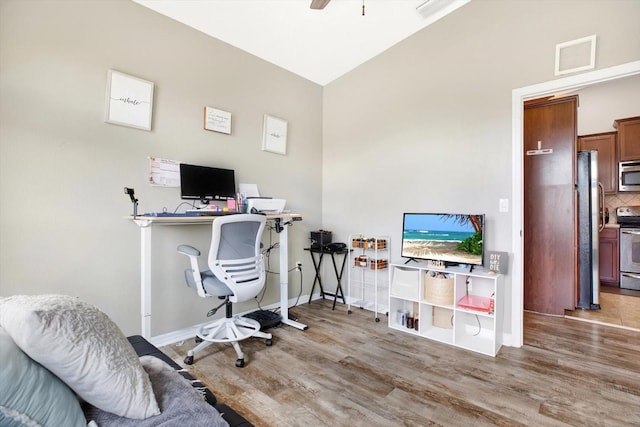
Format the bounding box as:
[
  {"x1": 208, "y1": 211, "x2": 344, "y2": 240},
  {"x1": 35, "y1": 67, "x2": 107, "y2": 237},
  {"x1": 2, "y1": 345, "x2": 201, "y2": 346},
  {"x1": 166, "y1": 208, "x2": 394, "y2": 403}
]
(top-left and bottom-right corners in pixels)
[{"x1": 296, "y1": 261, "x2": 302, "y2": 270}]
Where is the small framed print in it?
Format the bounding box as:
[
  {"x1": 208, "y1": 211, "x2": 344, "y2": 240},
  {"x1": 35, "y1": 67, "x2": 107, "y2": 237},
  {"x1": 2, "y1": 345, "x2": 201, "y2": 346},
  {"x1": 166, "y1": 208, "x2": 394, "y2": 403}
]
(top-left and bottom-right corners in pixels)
[
  {"x1": 105, "y1": 70, "x2": 154, "y2": 131},
  {"x1": 262, "y1": 114, "x2": 288, "y2": 155},
  {"x1": 204, "y1": 106, "x2": 232, "y2": 134}
]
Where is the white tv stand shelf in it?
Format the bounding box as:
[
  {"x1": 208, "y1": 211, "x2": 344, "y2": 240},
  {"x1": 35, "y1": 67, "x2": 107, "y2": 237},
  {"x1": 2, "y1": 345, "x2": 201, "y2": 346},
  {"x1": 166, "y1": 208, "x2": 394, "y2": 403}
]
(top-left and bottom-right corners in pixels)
[{"x1": 389, "y1": 262, "x2": 503, "y2": 357}]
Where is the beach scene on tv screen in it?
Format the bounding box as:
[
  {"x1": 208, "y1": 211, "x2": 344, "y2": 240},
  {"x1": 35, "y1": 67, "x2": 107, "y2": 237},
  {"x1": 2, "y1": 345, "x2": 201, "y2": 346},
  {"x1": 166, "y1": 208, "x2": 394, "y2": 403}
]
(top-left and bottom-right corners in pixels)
[{"x1": 402, "y1": 214, "x2": 483, "y2": 265}]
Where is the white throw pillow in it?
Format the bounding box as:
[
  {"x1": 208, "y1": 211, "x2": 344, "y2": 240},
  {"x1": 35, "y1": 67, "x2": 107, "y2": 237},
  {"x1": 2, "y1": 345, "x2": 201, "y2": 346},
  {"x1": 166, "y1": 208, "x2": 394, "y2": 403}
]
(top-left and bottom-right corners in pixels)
[{"x1": 0, "y1": 295, "x2": 160, "y2": 419}]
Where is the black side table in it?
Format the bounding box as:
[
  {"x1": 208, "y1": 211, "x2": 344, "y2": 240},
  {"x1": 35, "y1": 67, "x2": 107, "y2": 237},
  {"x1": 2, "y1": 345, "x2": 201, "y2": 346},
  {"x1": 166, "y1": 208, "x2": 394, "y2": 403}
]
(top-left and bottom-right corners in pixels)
[{"x1": 304, "y1": 247, "x2": 348, "y2": 310}]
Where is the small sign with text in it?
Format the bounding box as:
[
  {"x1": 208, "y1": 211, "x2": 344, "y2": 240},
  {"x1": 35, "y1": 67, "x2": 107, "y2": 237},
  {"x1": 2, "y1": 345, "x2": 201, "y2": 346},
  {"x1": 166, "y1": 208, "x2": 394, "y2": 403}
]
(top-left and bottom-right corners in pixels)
[{"x1": 486, "y1": 251, "x2": 508, "y2": 274}]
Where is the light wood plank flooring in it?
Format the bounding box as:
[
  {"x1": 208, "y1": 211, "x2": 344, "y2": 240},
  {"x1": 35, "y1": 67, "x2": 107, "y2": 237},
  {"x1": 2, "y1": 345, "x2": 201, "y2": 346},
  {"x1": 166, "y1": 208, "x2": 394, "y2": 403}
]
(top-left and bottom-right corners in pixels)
[
  {"x1": 162, "y1": 300, "x2": 640, "y2": 426},
  {"x1": 565, "y1": 291, "x2": 640, "y2": 331}
]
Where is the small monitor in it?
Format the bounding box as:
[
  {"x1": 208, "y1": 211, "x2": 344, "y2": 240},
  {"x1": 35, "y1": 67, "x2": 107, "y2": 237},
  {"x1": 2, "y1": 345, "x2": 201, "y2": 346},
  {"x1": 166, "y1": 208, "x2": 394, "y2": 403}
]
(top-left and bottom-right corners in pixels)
[{"x1": 179, "y1": 163, "x2": 236, "y2": 203}]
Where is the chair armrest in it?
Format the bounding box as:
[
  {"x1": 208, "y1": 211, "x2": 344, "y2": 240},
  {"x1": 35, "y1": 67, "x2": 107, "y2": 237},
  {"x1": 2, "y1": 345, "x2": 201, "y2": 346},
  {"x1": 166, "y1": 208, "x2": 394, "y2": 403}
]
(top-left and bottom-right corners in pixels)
[
  {"x1": 177, "y1": 244, "x2": 208, "y2": 298},
  {"x1": 177, "y1": 244, "x2": 200, "y2": 257}
]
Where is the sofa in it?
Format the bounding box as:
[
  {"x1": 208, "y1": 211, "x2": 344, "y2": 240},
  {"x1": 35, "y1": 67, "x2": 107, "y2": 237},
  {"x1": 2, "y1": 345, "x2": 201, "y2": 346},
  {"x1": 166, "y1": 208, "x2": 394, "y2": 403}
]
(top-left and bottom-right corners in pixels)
[
  {"x1": 0, "y1": 294, "x2": 252, "y2": 427},
  {"x1": 127, "y1": 335, "x2": 252, "y2": 427}
]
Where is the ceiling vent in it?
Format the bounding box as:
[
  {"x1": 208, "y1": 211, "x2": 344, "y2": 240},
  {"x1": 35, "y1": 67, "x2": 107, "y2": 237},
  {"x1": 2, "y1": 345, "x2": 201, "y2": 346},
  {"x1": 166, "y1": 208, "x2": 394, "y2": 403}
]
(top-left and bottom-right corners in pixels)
[{"x1": 416, "y1": 0, "x2": 468, "y2": 21}]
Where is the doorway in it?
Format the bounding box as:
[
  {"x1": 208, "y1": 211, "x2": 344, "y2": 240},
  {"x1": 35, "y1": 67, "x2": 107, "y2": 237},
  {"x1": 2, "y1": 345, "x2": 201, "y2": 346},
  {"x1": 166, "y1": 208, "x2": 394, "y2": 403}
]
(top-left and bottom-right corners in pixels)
[{"x1": 510, "y1": 60, "x2": 640, "y2": 347}]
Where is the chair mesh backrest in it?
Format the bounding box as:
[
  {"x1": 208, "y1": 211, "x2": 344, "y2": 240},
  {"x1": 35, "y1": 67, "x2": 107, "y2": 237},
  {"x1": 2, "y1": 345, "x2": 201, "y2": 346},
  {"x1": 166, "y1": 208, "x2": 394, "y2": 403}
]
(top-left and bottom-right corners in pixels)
[
  {"x1": 216, "y1": 221, "x2": 261, "y2": 260},
  {"x1": 207, "y1": 214, "x2": 266, "y2": 302}
]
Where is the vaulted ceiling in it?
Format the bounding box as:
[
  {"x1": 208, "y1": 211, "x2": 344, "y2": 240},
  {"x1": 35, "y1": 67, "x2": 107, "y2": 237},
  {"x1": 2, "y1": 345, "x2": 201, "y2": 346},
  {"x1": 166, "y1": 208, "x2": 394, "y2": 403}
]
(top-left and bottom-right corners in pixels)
[{"x1": 133, "y1": 0, "x2": 471, "y2": 85}]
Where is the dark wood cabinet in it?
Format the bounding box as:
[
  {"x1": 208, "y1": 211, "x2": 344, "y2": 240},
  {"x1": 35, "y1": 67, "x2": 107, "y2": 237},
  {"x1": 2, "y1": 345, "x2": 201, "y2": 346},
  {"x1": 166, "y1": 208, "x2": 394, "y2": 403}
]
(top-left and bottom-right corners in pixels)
[
  {"x1": 578, "y1": 132, "x2": 617, "y2": 194},
  {"x1": 614, "y1": 116, "x2": 640, "y2": 161},
  {"x1": 599, "y1": 227, "x2": 620, "y2": 287}
]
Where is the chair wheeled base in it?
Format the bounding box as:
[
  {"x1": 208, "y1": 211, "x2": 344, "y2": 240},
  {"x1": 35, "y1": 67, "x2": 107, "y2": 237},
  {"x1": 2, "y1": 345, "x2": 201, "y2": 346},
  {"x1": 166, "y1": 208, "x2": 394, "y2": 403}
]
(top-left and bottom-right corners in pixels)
[{"x1": 183, "y1": 302, "x2": 273, "y2": 368}]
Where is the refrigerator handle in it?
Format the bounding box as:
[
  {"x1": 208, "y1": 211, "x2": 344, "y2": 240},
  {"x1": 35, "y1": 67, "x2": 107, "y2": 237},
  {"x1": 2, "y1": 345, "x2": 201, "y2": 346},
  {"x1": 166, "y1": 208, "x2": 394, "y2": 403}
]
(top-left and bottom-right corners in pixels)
[{"x1": 598, "y1": 182, "x2": 605, "y2": 232}]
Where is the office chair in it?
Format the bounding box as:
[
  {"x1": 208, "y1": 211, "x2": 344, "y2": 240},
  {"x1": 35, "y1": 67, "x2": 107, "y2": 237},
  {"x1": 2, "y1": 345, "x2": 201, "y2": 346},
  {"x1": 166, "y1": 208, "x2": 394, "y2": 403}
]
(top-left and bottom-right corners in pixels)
[{"x1": 177, "y1": 214, "x2": 272, "y2": 367}]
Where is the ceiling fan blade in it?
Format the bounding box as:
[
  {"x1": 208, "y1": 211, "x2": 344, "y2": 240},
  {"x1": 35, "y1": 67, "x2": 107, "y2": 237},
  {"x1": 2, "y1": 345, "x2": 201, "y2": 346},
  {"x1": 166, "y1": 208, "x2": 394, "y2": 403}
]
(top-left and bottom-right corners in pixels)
[{"x1": 310, "y1": 0, "x2": 331, "y2": 10}]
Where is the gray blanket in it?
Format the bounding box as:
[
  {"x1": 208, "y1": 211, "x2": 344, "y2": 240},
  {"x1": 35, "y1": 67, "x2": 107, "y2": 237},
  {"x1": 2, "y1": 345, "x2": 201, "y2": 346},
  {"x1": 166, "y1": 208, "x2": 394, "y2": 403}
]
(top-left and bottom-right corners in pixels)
[{"x1": 82, "y1": 356, "x2": 229, "y2": 427}]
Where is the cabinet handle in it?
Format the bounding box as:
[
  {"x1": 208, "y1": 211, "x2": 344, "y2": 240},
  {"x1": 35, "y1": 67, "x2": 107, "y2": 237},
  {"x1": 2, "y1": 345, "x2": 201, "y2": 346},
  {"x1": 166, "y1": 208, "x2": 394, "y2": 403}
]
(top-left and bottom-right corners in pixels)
[
  {"x1": 621, "y1": 230, "x2": 640, "y2": 236},
  {"x1": 621, "y1": 273, "x2": 640, "y2": 279}
]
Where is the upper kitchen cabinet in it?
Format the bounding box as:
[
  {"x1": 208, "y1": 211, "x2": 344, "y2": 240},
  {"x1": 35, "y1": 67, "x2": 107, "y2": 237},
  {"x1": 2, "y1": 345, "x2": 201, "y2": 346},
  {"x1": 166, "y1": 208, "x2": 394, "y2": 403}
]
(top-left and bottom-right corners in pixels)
[
  {"x1": 578, "y1": 132, "x2": 617, "y2": 193},
  {"x1": 614, "y1": 116, "x2": 640, "y2": 161}
]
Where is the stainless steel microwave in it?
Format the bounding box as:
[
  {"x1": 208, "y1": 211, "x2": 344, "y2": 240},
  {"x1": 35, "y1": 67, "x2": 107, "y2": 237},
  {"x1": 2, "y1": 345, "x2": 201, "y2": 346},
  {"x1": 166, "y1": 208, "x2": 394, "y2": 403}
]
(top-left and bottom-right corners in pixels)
[{"x1": 619, "y1": 160, "x2": 640, "y2": 192}]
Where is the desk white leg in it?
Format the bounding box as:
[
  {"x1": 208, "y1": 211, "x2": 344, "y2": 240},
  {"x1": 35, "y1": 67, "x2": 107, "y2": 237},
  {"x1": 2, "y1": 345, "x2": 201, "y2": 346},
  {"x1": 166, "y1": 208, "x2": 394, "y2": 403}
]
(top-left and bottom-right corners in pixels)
[
  {"x1": 140, "y1": 225, "x2": 152, "y2": 338},
  {"x1": 278, "y1": 221, "x2": 307, "y2": 330}
]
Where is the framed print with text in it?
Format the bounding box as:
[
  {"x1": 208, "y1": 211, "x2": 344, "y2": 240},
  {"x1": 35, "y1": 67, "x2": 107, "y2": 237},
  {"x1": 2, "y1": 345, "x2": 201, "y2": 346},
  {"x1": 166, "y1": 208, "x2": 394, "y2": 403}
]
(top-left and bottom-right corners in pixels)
[
  {"x1": 262, "y1": 114, "x2": 288, "y2": 155},
  {"x1": 105, "y1": 70, "x2": 154, "y2": 131},
  {"x1": 204, "y1": 106, "x2": 232, "y2": 134}
]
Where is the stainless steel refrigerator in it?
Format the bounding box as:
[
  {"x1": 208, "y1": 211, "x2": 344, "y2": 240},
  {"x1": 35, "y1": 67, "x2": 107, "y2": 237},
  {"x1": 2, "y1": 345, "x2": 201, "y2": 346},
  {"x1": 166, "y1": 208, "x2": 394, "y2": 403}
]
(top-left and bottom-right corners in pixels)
[{"x1": 576, "y1": 150, "x2": 602, "y2": 310}]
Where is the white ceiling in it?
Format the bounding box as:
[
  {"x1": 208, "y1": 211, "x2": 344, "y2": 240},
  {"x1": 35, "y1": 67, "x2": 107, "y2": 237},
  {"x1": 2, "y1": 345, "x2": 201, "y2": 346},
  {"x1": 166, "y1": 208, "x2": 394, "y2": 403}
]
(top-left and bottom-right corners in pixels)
[{"x1": 133, "y1": 0, "x2": 471, "y2": 86}]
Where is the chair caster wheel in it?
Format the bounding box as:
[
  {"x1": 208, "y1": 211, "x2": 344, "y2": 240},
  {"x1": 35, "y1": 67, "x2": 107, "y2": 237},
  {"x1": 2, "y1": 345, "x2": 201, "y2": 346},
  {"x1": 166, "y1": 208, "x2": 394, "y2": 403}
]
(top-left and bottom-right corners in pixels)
[
  {"x1": 195, "y1": 336, "x2": 203, "y2": 344},
  {"x1": 375, "y1": 317, "x2": 380, "y2": 322},
  {"x1": 184, "y1": 355, "x2": 194, "y2": 365},
  {"x1": 266, "y1": 338, "x2": 273, "y2": 346},
  {"x1": 235, "y1": 359, "x2": 245, "y2": 368},
  {"x1": 348, "y1": 310, "x2": 352, "y2": 314}
]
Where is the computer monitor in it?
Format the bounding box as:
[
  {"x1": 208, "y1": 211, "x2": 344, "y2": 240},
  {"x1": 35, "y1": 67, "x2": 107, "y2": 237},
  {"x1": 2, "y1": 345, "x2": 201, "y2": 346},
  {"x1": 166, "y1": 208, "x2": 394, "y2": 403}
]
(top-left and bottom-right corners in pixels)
[{"x1": 179, "y1": 163, "x2": 235, "y2": 203}]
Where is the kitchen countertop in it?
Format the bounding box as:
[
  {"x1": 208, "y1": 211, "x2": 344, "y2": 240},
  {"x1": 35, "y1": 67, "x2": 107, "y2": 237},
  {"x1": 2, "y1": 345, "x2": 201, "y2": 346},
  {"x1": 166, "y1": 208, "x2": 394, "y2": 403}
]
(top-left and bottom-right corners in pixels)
[{"x1": 604, "y1": 223, "x2": 620, "y2": 229}]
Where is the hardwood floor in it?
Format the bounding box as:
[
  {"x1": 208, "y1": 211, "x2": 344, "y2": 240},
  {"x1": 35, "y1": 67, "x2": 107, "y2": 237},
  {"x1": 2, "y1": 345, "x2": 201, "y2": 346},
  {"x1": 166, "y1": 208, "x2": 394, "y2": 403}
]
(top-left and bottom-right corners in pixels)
[{"x1": 162, "y1": 300, "x2": 640, "y2": 426}]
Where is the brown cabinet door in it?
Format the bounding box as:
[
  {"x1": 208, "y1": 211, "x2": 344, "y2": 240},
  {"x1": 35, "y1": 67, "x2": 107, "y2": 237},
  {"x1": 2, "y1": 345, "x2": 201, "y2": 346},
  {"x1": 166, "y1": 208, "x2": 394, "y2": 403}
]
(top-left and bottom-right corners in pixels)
[
  {"x1": 577, "y1": 132, "x2": 617, "y2": 194},
  {"x1": 599, "y1": 228, "x2": 620, "y2": 287},
  {"x1": 524, "y1": 96, "x2": 577, "y2": 315},
  {"x1": 615, "y1": 116, "x2": 640, "y2": 161}
]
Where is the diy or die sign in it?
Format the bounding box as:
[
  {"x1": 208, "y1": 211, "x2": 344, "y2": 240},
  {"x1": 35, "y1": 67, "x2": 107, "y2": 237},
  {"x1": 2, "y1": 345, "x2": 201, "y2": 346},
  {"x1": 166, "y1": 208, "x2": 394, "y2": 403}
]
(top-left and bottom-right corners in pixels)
[
  {"x1": 486, "y1": 251, "x2": 508, "y2": 274},
  {"x1": 262, "y1": 114, "x2": 288, "y2": 155},
  {"x1": 204, "y1": 106, "x2": 232, "y2": 134},
  {"x1": 105, "y1": 70, "x2": 154, "y2": 131}
]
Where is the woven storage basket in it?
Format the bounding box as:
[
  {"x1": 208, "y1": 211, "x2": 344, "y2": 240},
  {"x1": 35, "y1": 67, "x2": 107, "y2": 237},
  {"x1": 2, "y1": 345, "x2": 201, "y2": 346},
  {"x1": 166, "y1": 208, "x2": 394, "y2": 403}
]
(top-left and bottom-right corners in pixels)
[{"x1": 423, "y1": 275, "x2": 454, "y2": 305}]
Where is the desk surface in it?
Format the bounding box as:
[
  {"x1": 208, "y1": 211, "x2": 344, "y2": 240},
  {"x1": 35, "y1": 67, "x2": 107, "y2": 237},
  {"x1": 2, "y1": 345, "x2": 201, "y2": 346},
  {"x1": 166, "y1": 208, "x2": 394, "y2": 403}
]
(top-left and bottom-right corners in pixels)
[{"x1": 130, "y1": 213, "x2": 302, "y2": 226}]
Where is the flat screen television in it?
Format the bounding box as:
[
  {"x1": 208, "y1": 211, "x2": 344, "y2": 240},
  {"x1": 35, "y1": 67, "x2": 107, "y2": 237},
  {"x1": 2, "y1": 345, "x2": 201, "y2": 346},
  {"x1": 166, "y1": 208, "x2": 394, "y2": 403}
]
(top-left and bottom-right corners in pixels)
[
  {"x1": 401, "y1": 213, "x2": 484, "y2": 266},
  {"x1": 179, "y1": 163, "x2": 236, "y2": 203}
]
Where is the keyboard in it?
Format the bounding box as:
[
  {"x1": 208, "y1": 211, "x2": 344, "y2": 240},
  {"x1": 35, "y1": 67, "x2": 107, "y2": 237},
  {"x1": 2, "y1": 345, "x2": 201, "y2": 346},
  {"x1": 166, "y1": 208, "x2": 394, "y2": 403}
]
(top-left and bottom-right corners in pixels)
[
  {"x1": 142, "y1": 212, "x2": 200, "y2": 217},
  {"x1": 141, "y1": 210, "x2": 239, "y2": 217},
  {"x1": 186, "y1": 210, "x2": 238, "y2": 216}
]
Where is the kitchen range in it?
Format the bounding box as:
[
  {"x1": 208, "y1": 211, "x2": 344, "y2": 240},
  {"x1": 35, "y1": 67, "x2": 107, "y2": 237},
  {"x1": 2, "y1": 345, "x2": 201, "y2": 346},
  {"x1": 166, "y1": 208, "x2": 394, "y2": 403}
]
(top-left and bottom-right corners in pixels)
[{"x1": 616, "y1": 206, "x2": 640, "y2": 290}]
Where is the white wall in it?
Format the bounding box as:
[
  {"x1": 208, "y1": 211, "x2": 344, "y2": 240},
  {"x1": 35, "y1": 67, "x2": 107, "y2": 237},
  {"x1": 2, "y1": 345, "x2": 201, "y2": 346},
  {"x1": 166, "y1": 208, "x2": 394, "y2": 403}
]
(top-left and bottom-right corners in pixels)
[
  {"x1": 577, "y1": 74, "x2": 640, "y2": 135},
  {"x1": 0, "y1": 0, "x2": 323, "y2": 336},
  {"x1": 322, "y1": 0, "x2": 640, "y2": 341}
]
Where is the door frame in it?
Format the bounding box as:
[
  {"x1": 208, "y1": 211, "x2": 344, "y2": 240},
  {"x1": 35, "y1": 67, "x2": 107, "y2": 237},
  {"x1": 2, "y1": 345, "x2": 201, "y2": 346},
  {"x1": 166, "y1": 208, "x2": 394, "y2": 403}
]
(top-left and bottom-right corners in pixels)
[{"x1": 510, "y1": 60, "x2": 640, "y2": 347}]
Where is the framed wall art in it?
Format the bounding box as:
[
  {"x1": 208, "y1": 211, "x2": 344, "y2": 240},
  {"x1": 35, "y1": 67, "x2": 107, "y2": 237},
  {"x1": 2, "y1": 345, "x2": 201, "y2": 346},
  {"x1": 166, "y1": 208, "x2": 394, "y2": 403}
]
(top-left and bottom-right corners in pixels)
[
  {"x1": 262, "y1": 114, "x2": 288, "y2": 155},
  {"x1": 105, "y1": 70, "x2": 154, "y2": 131},
  {"x1": 204, "y1": 106, "x2": 232, "y2": 134}
]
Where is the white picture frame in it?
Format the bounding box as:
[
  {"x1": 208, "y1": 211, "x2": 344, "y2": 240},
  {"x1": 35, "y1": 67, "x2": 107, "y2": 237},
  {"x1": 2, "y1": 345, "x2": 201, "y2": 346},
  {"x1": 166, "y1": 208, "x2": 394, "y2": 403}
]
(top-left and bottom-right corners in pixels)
[
  {"x1": 105, "y1": 70, "x2": 154, "y2": 131},
  {"x1": 262, "y1": 114, "x2": 288, "y2": 155},
  {"x1": 204, "y1": 106, "x2": 232, "y2": 134}
]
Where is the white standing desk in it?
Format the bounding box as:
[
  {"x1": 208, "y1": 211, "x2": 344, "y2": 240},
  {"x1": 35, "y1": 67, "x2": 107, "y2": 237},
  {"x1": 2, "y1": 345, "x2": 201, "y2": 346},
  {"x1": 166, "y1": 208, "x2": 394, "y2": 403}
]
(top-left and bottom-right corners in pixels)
[{"x1": 130, "y1": 213, "x2": 307, "y2": 338}]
